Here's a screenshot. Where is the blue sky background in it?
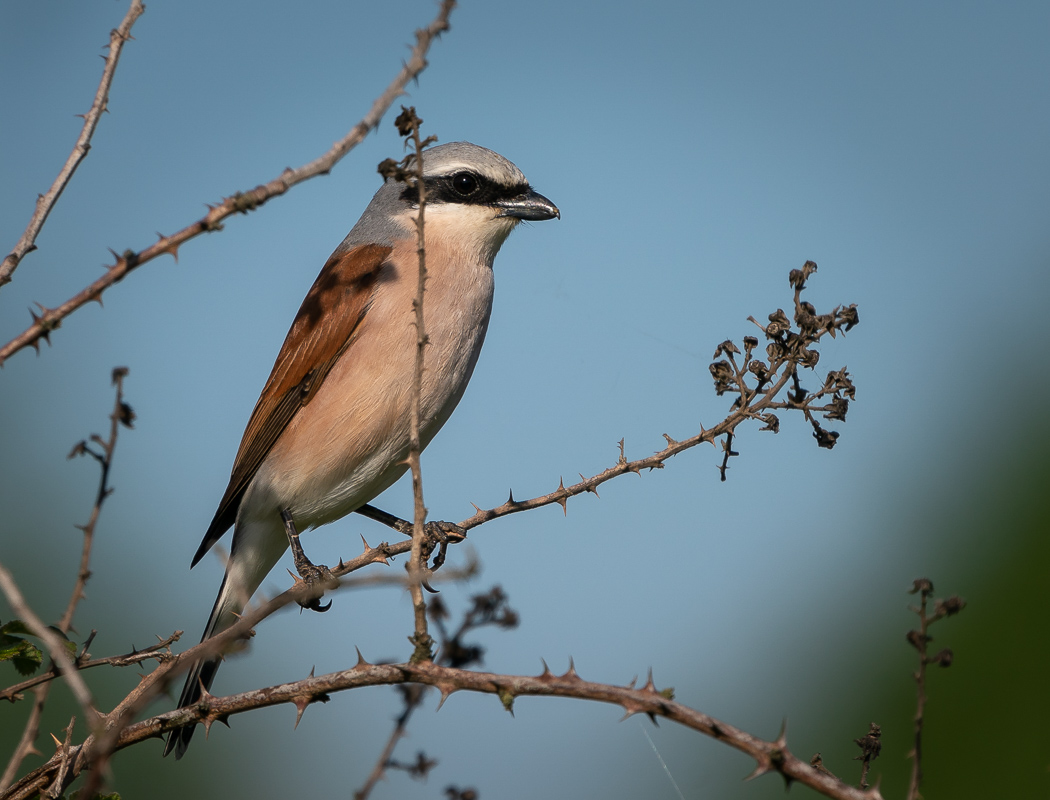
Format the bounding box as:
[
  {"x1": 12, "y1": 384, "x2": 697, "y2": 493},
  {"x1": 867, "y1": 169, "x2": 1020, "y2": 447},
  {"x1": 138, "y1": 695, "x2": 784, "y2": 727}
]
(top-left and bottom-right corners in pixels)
[{"x1": 2, "y1": 2, "x2": 1049, "y2": 798}]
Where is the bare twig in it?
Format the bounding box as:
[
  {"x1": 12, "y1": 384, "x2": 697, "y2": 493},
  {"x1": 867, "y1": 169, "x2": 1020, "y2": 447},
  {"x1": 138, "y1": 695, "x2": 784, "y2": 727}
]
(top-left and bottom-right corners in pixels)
[
  {"x1": 61, "y1": 367, "x2": 133, "y2": 631},
  {"x1": 0, "y1": 686, "x2": 48, "y2": 793},
  {"x1": 0, "y1": 0, "x2": 456, "y2": 366},
  {"x1": 0, "y1": 368, "x2": 132, "y2": 790},
  {"x1": 0, "y1": 0, "x2": 145, "y2": 290},
  {"x1": 352, "y1": 686, "x2": 421, "y2": 800}
]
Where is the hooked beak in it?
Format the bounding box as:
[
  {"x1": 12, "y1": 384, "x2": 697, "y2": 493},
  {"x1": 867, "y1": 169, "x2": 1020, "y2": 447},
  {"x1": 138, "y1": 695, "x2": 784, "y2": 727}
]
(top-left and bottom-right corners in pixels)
[{"x1": 495, "y1": 188, "x2": 560, "y2": 221}]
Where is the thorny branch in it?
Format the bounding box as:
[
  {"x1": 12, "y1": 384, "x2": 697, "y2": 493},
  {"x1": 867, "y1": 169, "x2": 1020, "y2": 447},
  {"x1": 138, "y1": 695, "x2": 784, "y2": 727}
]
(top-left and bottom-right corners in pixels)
[
  {"x1": 0, "y1": 0, "x2": 457, "y2": 367},
  {"x1": 0, "y1": 0, "x2": 145, "y2": 290},
  {"x1": 7, "y1": 659, "x2": 882, "y2": 800},
  {"x1": 457, "y1": 261, "x2": 858, "y2": 530},
  {"x1": 386, "y1": 105, "x2": 440, "y2": 662}
]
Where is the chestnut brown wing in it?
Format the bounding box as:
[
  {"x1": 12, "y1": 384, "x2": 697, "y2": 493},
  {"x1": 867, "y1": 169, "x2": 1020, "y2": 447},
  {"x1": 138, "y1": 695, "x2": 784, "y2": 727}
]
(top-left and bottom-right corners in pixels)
[{"x1": 191, "y1": 243, "x2": 391, "y2": 566}]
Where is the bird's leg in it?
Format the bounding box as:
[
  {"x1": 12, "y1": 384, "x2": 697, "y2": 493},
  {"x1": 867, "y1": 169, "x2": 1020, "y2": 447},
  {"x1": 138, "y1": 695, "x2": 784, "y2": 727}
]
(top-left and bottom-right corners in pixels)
[
  {"x1": 281, "y1": 509, "x2": 334, "y2": 613},
  {"x1": 354, "y1": 505, "x2": 466, "y2": 586},
  {"x1": 354, "y1": 504, "x2": 467, "y2": 548}
]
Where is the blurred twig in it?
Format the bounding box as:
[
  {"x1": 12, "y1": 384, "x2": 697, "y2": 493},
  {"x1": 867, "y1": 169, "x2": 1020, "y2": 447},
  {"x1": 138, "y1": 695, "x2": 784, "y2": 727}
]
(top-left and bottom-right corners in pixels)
[
  {"x1": 0, "y1": 368, "x2": 133, "y2": 791},
  {"x1": 905, "y1": 579, "x2": 965, "y2": 800},
  {"x1": 354, "y1": 587, "x2": 518, "y2": 800},
  {"x1": 0, "y1": 631, "x2": 181, "y2": 703},
  {"x1": 0, "y1": 564, "x2": 97, "y2": 727},
  {"x1": 852, "y1": 723, "x2": 881, "y2": 790}
]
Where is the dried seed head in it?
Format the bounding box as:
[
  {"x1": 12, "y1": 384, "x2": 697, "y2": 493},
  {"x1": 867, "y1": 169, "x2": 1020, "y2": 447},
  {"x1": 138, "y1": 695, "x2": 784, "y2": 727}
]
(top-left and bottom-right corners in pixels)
[{"x1": 909, "y1": 578, "x2": 934, "y2": 595}]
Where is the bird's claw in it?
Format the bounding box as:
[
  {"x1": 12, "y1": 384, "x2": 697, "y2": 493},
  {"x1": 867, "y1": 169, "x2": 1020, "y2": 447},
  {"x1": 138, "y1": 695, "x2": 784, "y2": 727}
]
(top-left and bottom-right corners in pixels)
[
  {"x1": 423, "y1": 520, "x2": 467, "y2": 545},
  {"x1": 292, "y1": 564, "x2": 338, "y2": 613},
  {"x1": 300, "y1": 596, "x2": 333, "y2": 613}
]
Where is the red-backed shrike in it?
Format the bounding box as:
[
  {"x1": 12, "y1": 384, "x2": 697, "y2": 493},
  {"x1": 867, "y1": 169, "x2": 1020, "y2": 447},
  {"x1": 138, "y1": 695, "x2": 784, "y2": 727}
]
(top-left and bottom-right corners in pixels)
[{"x1": 165, "y1": 142, "x2": 558, "y2": 757}]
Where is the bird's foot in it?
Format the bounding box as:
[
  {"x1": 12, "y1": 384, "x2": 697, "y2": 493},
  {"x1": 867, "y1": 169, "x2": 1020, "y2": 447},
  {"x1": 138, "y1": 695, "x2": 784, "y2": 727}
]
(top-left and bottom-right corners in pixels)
[
  {"x1": 282, "y1": 509, "x2": 337, "y2": 613},
  {"x1": 354, "y1": 505, "x2": 467, "y2": 546},
  {"x1": 421, "y1": 521, "x2": 467, "y2": 585},
  {"x1": 423, "y1": 520, "x2": 467, "y2": 546}
]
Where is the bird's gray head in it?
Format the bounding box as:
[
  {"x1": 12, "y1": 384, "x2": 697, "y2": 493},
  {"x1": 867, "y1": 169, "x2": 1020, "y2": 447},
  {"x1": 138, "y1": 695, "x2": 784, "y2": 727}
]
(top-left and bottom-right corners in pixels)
[{"x1": 342, "y1": 142, "x2": 559, "y2": 259}]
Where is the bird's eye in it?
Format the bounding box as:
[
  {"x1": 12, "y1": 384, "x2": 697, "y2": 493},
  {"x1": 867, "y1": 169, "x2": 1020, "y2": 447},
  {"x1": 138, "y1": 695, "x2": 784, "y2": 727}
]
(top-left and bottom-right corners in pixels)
[{"x1": 451, "y1": 172, "x2": 479, "y2": 197}]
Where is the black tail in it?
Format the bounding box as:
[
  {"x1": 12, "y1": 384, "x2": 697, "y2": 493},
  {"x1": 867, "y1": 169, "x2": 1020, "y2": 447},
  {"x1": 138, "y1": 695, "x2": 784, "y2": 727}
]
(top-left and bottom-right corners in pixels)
[{"x1": 163, "y1": 574, "x2": 231, "y2": 759}]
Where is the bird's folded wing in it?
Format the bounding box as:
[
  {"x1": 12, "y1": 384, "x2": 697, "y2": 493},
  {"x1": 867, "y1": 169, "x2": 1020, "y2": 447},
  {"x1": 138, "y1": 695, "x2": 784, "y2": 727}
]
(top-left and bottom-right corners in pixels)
[{"x1": 191, "y1": 243, "x2": 392, "y2": 566}]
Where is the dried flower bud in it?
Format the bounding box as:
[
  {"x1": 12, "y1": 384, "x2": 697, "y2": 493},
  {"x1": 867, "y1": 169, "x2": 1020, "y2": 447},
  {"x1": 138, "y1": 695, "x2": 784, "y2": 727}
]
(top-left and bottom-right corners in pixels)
[
  {"x1": 499, "y1": 609, "x2": 521, "y2": 629},
  {"x1": 812, "y1": 424, "x2": 839, "y2": 449},
  {"x1": 709, "y1": 360, "x2": 735, "y2": 395},
  {"x1": 822, "y1": 367, "x2": 856, "y2": 400},
  {"x1": 796, "y1": 310, "x2": 819, "y2": 335},
  {"x1": 428, "y1": 595, "x2": 450, "y2": 621},
  {"x1": 853, "y1": 722, "x2": 881, "y2": 761},
  {"x1": 798, "y1": 347, "x2": 820, "y2": 369},
  {"x1": 906, "y1": 629, "x2": 928, "y2": 650},
  {"x1": 712, "y1": 340, "x2": 739, "y2": 359},
  {"x1": 935, "y1": 596, "x2": 967, "y2": 616},
  {"x1": 817, "y1": 313, "x2": 837, "y2": 335},
  {"x1": 837, "y1": 304, "x2": 859, "y2": 331},
  {"x1": 789, "y1": 262, "x2": 818, "y2": 290},
  {"x1": 768, "y1": 308, "x2": 790, "y2": 331},
  {"x1": 394, "y1": 105, "x2": 422, "y2": 136},
  {"x1": 377, "y1": 158, "x2": 403, "y2": 180},
  {"x1": 932, "y1": 648, "x2": 954, "y2": 667},
  {"x1": 118, "y1": 402, "x2": 136, "y2": 429},
  {"x1": 743, "y1": 335, "x2": 759, "y2": 350},
  {"x1": 758, "y1": 413, "x2": 780, "y2": 433},
  {"x1": 824, "y1": 396, "x2": 849, "y2": 422},
  {"x1": 909, "y1": 578, "x2": 934, "y2": 595}
]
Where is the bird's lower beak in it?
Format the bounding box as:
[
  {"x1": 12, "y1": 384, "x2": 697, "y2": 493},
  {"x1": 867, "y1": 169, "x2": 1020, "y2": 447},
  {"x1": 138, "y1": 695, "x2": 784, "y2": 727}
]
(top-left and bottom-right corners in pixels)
[{"x1": 495, "y1": 189, "x2": 560, "y2": 221}]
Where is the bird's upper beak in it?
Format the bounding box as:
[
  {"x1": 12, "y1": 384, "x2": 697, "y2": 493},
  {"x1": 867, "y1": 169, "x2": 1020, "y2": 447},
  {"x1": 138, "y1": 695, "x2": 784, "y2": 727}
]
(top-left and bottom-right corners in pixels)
[{"x1": 495, "y1": 188, "x2": 560, "y2": 221}]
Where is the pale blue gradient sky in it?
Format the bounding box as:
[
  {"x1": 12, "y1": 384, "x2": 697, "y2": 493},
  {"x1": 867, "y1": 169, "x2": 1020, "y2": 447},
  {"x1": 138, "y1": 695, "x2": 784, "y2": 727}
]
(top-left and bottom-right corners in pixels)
[{"x1": 2, "y1": 2, "x2": 1049, "y2": 798}]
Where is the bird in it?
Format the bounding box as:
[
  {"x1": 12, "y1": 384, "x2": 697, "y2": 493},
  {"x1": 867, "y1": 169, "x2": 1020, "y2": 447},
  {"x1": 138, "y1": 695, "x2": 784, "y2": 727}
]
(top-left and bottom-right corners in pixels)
[{"x1": 164, "y1": 141, "x2": 559, "y2": 758}]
